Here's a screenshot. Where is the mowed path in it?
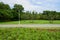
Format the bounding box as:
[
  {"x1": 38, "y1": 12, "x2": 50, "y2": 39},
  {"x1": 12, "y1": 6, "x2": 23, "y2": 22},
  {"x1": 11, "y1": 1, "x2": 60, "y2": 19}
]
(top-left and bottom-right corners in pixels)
[{"x1": 0, "y1": 24, "x2": 60, "y2": 28}]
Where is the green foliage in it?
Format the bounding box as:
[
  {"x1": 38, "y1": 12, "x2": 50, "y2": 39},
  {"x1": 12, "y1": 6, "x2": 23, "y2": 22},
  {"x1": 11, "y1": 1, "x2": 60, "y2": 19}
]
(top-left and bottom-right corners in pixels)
[
  {"x1": 13, "y1": 4, "x2": 24, "y2": 12},
  {"x1": 0, "y1": 2, "x2": 10, "y2": 10},
  {"x1": 0, "y1": 9, "x2": 13, "y2": 21},
  {"x1": 0, "y1": 2, "x2": 60, "y2": 22},
  {"x1": 20, "y1": 11, "x2": 60, "y2": 20},
  {"x1": 0, "y1": 2, "x2": 24, "y2": 21},
  {"x1": 0, "y1": 28, "x2": 60, "y2": 40},
  {"x1": 20, "y1": 10, "x2": 60, "y2": 23}
]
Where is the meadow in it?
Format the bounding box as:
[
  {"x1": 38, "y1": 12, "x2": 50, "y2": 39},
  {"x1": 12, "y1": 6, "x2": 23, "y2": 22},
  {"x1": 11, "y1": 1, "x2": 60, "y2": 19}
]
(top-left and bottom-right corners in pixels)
[
  {"x1": 0, "y1": 20, "x2": 60, "y2": 24},
  {"x1": 0, "y1": 21, "x2": 19, "y2": 24},
  {"x1": 0, "y1": 27, "x2": 60, "y2": 40},
  {"x1": 20, "y1": 20, "x2": 60, "y2": 24}
]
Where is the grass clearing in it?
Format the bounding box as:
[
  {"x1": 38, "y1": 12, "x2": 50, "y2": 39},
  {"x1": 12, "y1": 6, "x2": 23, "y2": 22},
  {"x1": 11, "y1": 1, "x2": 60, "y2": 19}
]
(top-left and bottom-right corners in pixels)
[
  {"x1": 0, "y1": 27, "x2": 60, "y2": 40},
  {"x1": 0, "y1": 20, "x2": 60, "y2": 24},
  {"x1": 0, "y1": 21, "x2": 19, "y2": 24},
  {"x1": 20, "y1": 20, "x2": 60, "y2": 24}
]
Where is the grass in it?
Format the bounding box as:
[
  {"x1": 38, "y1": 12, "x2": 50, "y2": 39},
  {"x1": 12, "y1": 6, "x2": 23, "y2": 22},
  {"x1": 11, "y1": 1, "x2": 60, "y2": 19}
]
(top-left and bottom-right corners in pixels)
[
  {"x1": 0, "y1": 27, "x2": 60, "y2": 40},
  {"x1": 0, "y1": 20, "x2": 60, "y2": 24},
  {"x1": 20, "y1": 20, "x2": 60, "y2": 24},
  {"x1": 0, "y1": 21, "x2": 19, "y2": 24}
]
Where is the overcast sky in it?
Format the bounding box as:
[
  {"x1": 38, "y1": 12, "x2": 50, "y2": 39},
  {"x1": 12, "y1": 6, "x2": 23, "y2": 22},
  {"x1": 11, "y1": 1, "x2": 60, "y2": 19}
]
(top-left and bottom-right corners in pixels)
[{"x1": 0, "y1": 0, "x2": 60, "y2": 12}]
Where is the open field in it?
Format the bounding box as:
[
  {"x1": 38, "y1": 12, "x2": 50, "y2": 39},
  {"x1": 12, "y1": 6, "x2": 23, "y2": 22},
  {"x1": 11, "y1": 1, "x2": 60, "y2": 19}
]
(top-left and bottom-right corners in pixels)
[
  {"x1": 0, "y1": 21, "x2": 19, "y2": 24},
  {"x1": 0, "y1": 20, "x2": 60, "y2": 24},
  {"x1": 20, "y1": 20, "x2": 60, "y2": 24},
  {"x1": 0, "y1": 27, "x2": 60, "y2": 40}
]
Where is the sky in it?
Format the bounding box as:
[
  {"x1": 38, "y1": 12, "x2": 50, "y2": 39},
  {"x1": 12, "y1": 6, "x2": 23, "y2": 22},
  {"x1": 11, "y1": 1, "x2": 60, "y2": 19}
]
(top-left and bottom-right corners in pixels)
[{"x1": 0, "y1": 0, "x2": 60, "y2": 12}]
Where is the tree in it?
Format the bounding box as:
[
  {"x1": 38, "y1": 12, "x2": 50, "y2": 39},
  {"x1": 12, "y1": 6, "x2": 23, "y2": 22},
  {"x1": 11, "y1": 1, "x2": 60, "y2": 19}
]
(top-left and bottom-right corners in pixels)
[
  {"x1": 12, "y1": 4, "x2": 24, "y2": 20},
  {"x1": 0, "y1": 2, "x2": 13, "y2": 21},
  {"x1": 43, "y1": 11, "x2": 56, "y2": 23}
]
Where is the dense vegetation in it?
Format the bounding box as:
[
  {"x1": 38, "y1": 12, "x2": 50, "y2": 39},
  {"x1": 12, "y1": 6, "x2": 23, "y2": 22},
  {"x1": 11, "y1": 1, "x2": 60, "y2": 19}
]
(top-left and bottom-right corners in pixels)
[
  {"x1": 20, "y1": 11, "x2": 60, "y2": 20},
  {"x1": 0, "y1": 27, "x2": 60, "y2": 40},
  {"x1": 0, "y1": 2, "x2": 24, "y2": 21},
  {"x1": 0, "y1": 2, "x2": 60, "y2": 22}
]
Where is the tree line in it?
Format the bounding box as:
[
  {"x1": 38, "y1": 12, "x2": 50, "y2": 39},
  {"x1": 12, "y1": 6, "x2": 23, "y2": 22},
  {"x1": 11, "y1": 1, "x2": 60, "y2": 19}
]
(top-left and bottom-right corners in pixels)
[
  {"x1": 0, "y1": 2, "x2": 24, "y2": 21},
  {"x1": 20, "y1": 10, "x2": 60, "y2": 20},
  {"x1": 0, "y1": 2, "x2": 60, "y2": 22}
]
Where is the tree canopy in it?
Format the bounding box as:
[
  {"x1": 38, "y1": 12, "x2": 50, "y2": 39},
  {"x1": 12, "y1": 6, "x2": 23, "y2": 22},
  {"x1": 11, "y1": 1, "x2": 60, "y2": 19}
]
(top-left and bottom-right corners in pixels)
[{"x1": 0, "y1": 2, "x2": 60, "y2": 22}]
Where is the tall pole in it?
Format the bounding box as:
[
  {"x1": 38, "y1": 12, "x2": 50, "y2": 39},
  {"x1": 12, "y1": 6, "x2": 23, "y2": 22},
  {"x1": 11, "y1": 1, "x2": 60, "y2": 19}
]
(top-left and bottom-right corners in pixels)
[
  {"x1": 19, "y1": 13, "x2": 20, "y2": 24},
  {"x1": 18, "y1": 11, "x2": 20, "y2": 25}
]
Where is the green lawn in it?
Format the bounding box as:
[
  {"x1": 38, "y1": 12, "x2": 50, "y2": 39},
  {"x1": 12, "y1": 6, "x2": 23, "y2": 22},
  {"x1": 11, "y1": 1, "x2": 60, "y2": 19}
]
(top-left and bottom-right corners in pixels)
[
  {"x1": 20, "y1": 20, "x2": 60, "y2": 24},
  {"x1": 0, "y1": 20, "x2": 60, "y2": 24},
  {"x1": 0, "y1": 21, "x2": 19, "y2": 24},
  {"x1": 0, "y1": 27, "x2": 60, "y2": 40}
]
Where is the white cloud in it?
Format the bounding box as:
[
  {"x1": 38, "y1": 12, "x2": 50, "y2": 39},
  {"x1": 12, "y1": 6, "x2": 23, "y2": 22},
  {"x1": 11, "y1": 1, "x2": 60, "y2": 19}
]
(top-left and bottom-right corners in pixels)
[
  {"x1": 17, "y1": 0, "x2": 58, "y2": 12},
  {"x1": 0, "y1": 0, "x2": 17, "y2": 7},
  {"x1": 0, "y1": 0, "x2": 44, "y2": 12},
  {"x1": 46, "y1": 0, "x2": 58, "y2": 2},
  {"x1": 35, "y1": 2, "x2": 42, "y2": 4},
  {"x1": 0, "y1": 0, "x2": 60, "y2": 12},
  {"x1": 17, "y1": 0, "x2": 43, "y2": 12}
]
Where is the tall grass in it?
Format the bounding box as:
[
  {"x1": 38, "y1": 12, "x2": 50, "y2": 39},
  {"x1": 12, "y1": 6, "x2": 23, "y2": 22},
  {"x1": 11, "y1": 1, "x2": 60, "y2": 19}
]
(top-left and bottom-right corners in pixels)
[{"x1": 0, "y1": 27, "x2": 60, "y2": 40}]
